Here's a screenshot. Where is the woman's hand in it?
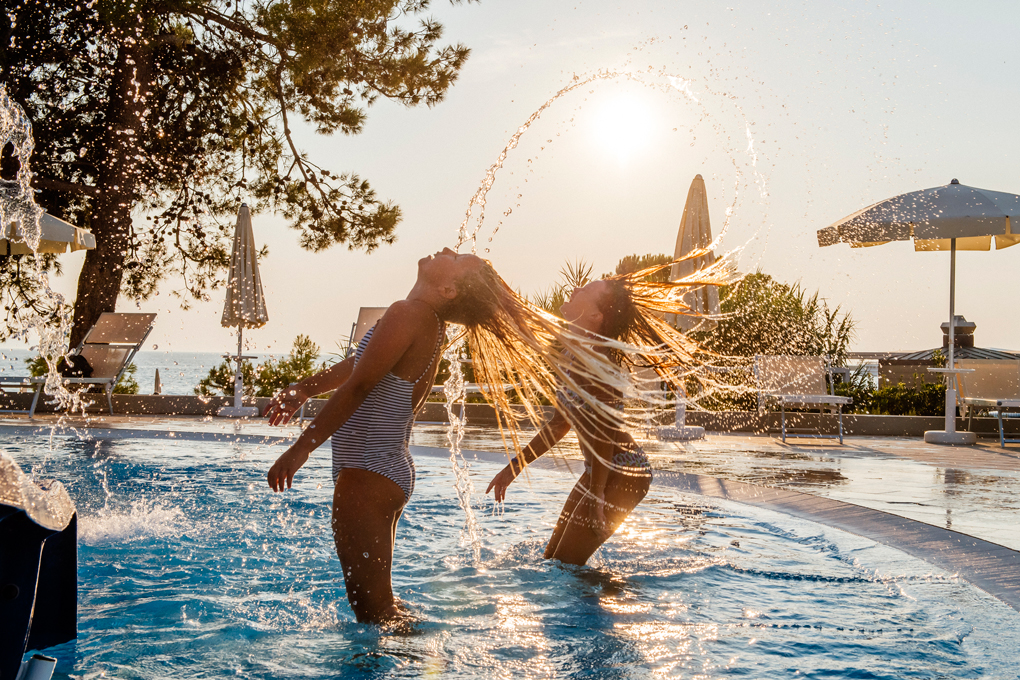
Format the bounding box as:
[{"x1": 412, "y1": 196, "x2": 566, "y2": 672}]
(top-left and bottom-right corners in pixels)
[
  {"x1": 264, "y1": 384, "x2": 310, "y2": 426},
  {"x1": 267, "y1": 447, "x2": 310, "y2": 491},
  {"x1": 485, "y1": 466, "x2": 516, "y2": 503}
]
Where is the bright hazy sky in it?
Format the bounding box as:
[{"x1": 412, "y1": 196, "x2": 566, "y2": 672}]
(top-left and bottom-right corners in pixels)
[{"x1": 26, "y1": 0, "x2": 1020, "y2": 356}]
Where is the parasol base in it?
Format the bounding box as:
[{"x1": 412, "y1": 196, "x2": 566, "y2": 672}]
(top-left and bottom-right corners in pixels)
[
  {"x1": 653, "y1": 425, "x2": 706, "y2": 441},
  {"x1": 923, "y1": 430, "x2": 977, "y2": 446},
  {"x1": 216, "y1": 406, "x2": 261, "y2": 418}
]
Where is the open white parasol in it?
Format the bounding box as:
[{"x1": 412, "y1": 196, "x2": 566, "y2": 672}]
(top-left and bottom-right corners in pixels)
[
  {"x1": 1, "y1": 211, "x2": 96, "y2": 255},
  {"x1": 817, "y1": 179, "x2": 1020, "y2": 444}
]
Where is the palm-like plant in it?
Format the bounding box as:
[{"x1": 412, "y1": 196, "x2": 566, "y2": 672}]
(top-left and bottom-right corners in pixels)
[{"x1": 531, "y1": 259, "x2": 593, "y2": 317}]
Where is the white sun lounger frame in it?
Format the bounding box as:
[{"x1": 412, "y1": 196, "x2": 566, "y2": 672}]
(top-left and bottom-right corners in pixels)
[
  {"x1": 956, "y1": 359, "x2": 1020, "y2": 448},
  {"x1": 754, "y1": 355, "x2": 853, "y2": 444}
]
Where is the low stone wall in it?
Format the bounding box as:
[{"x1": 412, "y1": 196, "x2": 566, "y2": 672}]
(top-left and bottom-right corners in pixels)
[
  {"x1": 0, "y1": 392, "x2": 541, "y2": 423},
  {"x1": 2, "y1": 392, "x2": 1018, "y2": 438},
  {"x1": 672, "y1": 410, "x2": 1020, "y2": 438}
]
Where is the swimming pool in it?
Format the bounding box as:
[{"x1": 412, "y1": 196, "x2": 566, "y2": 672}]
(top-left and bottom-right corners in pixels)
[{"x1": 10, "y1": 434, "x2": 1020, "y2": 679}]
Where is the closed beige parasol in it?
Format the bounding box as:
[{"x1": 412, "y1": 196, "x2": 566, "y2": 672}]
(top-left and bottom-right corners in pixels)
[
  {"x1": 218, "y1": 203, "x2": 268, "y2": 417},
  {"x1": 669, "y1": 174, "x2": 720, "y2": 331},
  {"x1": 655, "y1": 174, "x2": 722, "y2": 442}
]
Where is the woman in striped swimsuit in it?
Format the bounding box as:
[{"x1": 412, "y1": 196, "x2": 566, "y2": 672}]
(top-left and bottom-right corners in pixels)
[{"x1": 264, "y1": 247, "x2": 500, "y2": 625}]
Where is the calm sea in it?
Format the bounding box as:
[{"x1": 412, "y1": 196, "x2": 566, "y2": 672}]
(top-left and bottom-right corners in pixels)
[
  {"x1": 1, "y1": 346, "x2": 880, "y2": 394},
  {"x1": 0, "y1": 348, "x2": 286, "y2": 395}
]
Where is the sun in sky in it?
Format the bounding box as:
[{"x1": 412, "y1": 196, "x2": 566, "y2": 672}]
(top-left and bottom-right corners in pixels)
[{"x1": 589, "y1": 95, "x2": 657, "y2": 166}]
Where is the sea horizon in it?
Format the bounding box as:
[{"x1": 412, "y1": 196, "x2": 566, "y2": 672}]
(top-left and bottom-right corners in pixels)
[{"x1": 0, "y1": 347, "x2": 290, "y2": 396}]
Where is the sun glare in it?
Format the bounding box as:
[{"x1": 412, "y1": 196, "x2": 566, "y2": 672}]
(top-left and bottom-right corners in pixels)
[{"x1": 590, "y1": 96, "x2": 656, "y2": 165}]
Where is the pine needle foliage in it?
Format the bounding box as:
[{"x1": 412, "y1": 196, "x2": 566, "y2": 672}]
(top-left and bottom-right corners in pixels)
[{"x1": 2, "y1": 0, "x2": 477, "y2": 346}]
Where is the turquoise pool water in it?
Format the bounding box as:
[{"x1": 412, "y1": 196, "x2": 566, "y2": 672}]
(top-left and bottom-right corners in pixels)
[{"x1": 10, "y1": 434, "x2": 1020, "y2": 679}]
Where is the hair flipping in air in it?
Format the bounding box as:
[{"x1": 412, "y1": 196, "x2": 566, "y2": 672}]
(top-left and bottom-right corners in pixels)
[{"x1": 445, "y1": 250, "x2": 739, "y2": 472}]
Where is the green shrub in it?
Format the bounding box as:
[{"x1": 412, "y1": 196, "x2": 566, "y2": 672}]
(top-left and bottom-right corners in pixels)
[
  {"x1": 113, "y1": 363, "x2": 140, "y2": 394},
  {"x1": 862, "y1": 381, "x2": 946, "y2": 416},
  {"x1": 194, "y1": 359, "x2": 258, "y2": 398},
  {"x1": 195, "y1": 334, "x2": 325, "y2": 398},
  {"x1": 837, "y1": 367, "x2": 947, "y2": 416},
  {"x1": 693, "y1": 271, "x2": 854, "y2": 364},
  {"x1": 686, "y1": 271, "x2": 855, "y2": 410}
]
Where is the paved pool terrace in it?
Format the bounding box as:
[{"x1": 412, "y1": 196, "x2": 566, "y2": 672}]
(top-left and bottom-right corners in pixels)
[{"x1": 3, "y1": 415, "x2": 1019, "y2": 611}]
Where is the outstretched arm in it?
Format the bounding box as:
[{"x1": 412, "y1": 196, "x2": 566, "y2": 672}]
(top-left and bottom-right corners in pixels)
[
  {"x1": 264, "y1": 356, "x2": 355, "y2": 426},
  {"x1": 486, "y1": 410, "x2": 571, "y2": 502},
  {"x1": 267, "y1": 302, "x2": 425, "y2": 491}
]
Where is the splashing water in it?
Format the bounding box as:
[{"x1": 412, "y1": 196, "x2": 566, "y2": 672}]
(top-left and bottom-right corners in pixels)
[
  {"x1": 0, "y1": 451, "x2": 75, "y2": 531},
  {"x1": 455, "y1": 69, "x2": 628, "y2": 254},
  {"x1": 0, "y1": 84, "x2": 88, "y2": 420},
  {"x1": 442, "y1": 329, "x2": 483, "y2": 562},
  {"x1": 0, "y1": 85, "x2": 42, "y2": 249},
  {"x1": 440, "y1": 67, "x2": 772, "y2": 547},
  {"x1": 78, "y1": 500, "x2": 187, "y2": 545},
  {"x1": 454, "y1": 67, "x2": 770, "y2": 256}
]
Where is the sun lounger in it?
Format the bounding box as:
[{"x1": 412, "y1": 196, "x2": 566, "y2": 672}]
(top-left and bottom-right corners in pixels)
[
  {"x1": 0, "y1": 376, "x2": 45, "y2": 416},
  {"x1": 9, "y1": 313, "x2": 157, "y2": 418},
  {"x1": 754, "y1": 355, "x2": 853, "y2": 444},
  {"x1": 956, "y1": 359, "x2": 1020, "y2": 447}
]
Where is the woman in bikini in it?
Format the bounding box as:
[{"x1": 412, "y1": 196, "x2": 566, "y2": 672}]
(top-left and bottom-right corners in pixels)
[{"x1": 485, "y1": 259, "x2": 733, "y2": 565}]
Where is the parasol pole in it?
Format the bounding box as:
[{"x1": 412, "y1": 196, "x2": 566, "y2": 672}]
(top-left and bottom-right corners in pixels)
[
  {"x1": 234, "y1": 326, "x2": 244, "y2": 410},
  {"x1": 945, "y1": 238, "x2": 957, "y2": 434},
  {"x1": 923, "y1": 236, "x2": 974, "y2": 444}
]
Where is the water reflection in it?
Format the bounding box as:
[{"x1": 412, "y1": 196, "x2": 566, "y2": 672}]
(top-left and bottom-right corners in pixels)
[
  {"x1": 943, "y1": 468, "x2": 972, "y2": 490},
  {"x1": 8, "y1": 439, "x2": 1019, "y2": 678}
]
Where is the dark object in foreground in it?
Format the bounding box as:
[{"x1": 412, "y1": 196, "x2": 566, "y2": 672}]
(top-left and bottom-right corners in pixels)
[
  {"x1": 56, "y1": 355, "x2": 93, "y2": 378},
  {"x1": 0, "y1": 503, "x2": 77, "y2": 680}
]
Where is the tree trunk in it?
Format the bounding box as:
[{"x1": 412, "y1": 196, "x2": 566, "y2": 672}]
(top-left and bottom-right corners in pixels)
[{"x1": 68, "y1": 27, "x2": 152, "y2": 349}]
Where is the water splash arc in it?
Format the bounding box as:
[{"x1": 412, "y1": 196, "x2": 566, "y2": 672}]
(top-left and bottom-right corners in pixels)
[{"x1": 0, "y1": 84, "x2": 87, "y2": 420}]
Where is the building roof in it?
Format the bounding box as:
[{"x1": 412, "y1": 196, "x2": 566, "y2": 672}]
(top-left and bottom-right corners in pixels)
[{"x1": 892, "y1": 346, "x2": 1020, "y2": 361}]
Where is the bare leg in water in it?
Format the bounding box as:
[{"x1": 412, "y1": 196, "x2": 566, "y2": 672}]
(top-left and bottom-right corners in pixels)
[
  {"x1": 332, "y1": 468, "x2": 407, "y2": 624},
  {"x1": 544, "y1": 470, "x2": 651, "y2": 566}
]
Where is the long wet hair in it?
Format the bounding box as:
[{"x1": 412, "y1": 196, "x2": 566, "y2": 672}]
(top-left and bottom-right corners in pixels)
[
  {"x1": 596, "y1": 248, "x2": 734, "y2": 380},
  {"x1": 445, "y1": 249, "x2": 738, "y2": 463}
]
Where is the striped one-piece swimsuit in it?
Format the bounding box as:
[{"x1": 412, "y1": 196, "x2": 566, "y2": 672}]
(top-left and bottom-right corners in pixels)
[{"x1": 330, "y1": 315, "x2": 443, "y2": 503}]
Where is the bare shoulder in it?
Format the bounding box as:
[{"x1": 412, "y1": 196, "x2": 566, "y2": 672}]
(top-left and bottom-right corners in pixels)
[
  {"x1": 380, "y1": 299, "x2": 435, "y2": 325},
  {"x1": 386, "y1": 298, "x2": 433, "y2": 317},
  {"x1": 374, "y1": 300, "x2": 437, "y2": 340}
]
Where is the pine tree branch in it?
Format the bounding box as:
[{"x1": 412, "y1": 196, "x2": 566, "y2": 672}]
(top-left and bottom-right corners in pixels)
[{"x1": 32, "y1": 177, "x2": 101, "y2": 198}]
